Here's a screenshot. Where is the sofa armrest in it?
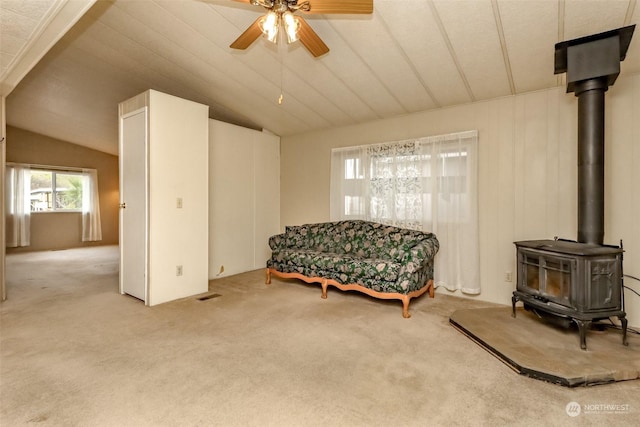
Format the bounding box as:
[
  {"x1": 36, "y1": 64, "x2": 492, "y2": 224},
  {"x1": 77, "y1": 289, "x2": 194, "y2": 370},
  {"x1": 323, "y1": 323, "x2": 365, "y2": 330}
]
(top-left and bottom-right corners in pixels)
[
  {"x1": 400, "y1": 236, "x2": 439, "y2": 265},
  {"x1": 269, "y1": 233, "x2": 286, "y2": 250},
  {"x1": 393, "y1": 238, "x2": 439, "y2": 293},
  {"x1": 396, "y1": 237, "x2": 440, "y2": 284}
]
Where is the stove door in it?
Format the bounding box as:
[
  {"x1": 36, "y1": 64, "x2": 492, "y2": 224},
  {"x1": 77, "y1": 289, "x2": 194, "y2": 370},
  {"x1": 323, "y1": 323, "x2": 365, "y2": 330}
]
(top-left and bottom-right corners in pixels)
[{"x1": 517, "y1": 249, "x2": 576, "y2": 309}]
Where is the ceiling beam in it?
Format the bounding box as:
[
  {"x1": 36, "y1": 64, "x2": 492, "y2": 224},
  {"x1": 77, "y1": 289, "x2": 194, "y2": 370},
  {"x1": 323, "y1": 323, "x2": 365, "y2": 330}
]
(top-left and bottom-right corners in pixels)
[
  {"x1": 492, "y1": 0, "x2": 515, "y2": 95},
  {"x1": 428, "y1": 0, "x2": 476, "y2": 102}
]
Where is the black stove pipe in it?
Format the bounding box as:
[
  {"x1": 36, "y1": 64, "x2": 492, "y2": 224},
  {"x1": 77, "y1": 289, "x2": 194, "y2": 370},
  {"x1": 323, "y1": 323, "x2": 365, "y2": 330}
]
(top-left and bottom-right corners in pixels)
[
  {"x1": 575, "y1": 78, "x2": 607, "y2": 245},
  {"x1": 554, "y1": 25, "x2": 635, "y2": 246}
]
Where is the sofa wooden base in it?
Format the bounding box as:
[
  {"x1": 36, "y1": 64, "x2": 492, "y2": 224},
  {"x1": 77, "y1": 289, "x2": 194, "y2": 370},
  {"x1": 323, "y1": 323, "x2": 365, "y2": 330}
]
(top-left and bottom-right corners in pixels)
[{"x1": 266, "y1": 268, "x2": 434, "y2": 318}]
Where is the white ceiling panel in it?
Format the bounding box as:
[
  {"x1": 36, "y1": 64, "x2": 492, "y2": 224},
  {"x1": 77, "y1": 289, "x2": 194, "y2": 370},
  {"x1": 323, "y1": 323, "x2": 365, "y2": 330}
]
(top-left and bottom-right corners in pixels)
[
  {"x1": 498, "y1": 0, "x2": 559, "y2": 93},
  {"x1": 96, "y1": 1, "x2": 315, "y2": 133},
  {"x1": 1, "y1": 0, "x2": 56, "y2": 18},
  {"x1": 329, "y1": 12, "x2": 437, "y2": 113},
  {"x1": 1, "y1": 0, "x2": 638, "y2": 154},
  {"x1": 283, "y1": 50, "x2": 378, "y2": 123},
  {"x1": 298, "y1": 17, "x2": 407, "y2": 119},
  {"x1": 433, "y1": 0, "x2": 512, "y2": 100},
  {"x1": 376, "y1": 1, "x2": 471, "y2": 108},
  {"x1": 0, "y1": 0, "x2": 56, "y2": 73},
  {"x1": 152, "y1": 0, "x2": 349, "y2": 131},
  {"x1": 155, "y1": 1, "x2": 311, "y2": 132},
  {"x1": 8, "y1": 65, "x2": 121, "y2": 155},
  {"x1": 1, "y1": 32, "x2": 28, "y2": 58},
  {"x1": 0, "y1": 6, "x2": 40, "y2": 38},
  {"x1": 110, "y1": 2, "x2": 289, "y2": 121},
  {"x1": 564, "y1": 0, "x2": 629, "y2": 39},
  {"x1": 8, "y1": 44, "x2": 139, "y2": 152}
]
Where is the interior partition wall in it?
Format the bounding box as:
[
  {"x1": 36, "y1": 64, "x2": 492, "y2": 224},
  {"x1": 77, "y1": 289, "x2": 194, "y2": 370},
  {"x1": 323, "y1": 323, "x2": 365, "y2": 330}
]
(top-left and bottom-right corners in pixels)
[
  {"x1": 208, "y1": 119, "x2": 280, "y2": 279},
  {"x1": 119, "y1": 90, "x2": 209, "y2": 306}
]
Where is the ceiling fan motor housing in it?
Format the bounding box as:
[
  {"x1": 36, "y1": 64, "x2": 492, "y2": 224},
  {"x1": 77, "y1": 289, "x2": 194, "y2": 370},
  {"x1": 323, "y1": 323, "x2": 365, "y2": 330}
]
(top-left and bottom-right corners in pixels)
[
  {"x1": 264, "y1": 1, "x2": 282, "y2": 13},
  {"x1": 232, "y1": 0, "x2": 373, "y2": 57}
]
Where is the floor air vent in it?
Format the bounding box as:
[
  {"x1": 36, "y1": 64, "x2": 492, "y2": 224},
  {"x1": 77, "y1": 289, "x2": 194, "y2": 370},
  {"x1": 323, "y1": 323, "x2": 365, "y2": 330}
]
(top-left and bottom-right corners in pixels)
[{"x1": 197, "y1": 293, "x2": 222, "y2": 301}]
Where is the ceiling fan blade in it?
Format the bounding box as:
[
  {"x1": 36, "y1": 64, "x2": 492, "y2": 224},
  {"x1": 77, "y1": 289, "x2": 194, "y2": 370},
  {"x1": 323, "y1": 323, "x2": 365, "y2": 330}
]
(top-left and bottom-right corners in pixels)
[
  {"x1": 297, "y1": 17, "x2": 329, "y2": 57},
  {"x1": 303, "y1": 0, "x2": 373, "y2": 14},
  {"x1": 230, "y1": 17, "x2": 263, "y2": 50}
]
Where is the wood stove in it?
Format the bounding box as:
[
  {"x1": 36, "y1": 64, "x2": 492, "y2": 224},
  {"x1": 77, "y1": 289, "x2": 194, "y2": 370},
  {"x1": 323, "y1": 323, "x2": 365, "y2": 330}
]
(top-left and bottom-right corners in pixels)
[
  {"x1": 512, "y1": 25, "x2": 635, "y2": 350},
  {"x1": 512, "y1": 239, "x2": 627, "y2": 350}
]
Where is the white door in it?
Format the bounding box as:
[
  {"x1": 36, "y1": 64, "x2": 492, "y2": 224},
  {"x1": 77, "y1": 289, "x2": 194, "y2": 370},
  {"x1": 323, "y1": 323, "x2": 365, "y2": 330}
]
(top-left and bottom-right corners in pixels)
[{"x1": 120, "y1": 109, "x2": 148, "y2": 302}]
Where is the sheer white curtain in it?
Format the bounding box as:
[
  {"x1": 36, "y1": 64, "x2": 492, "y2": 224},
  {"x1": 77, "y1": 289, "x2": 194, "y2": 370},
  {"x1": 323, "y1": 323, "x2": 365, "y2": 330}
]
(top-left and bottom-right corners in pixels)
[
  {"x1": 330, "y1": 130, "x2": 479, "y2": 294},
  {"x1": 330, "y1": 146, "x2": 369, "y2": 220},
  {"x1": 82, "y1": 168, "x2": 102, "y2": 242},
  {"x1": 6, "y1": 165, "x2": 31, "y2": 247},
  {"x1": 419, "y1": 131, "x2": 479, "y2": 294}
]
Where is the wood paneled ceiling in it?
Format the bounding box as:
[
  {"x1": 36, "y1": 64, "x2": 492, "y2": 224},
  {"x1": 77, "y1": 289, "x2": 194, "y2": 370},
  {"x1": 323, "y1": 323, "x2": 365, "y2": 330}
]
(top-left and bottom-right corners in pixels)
[{"x1": 2, "y1": 0, "x2": 639, "y2": 155}]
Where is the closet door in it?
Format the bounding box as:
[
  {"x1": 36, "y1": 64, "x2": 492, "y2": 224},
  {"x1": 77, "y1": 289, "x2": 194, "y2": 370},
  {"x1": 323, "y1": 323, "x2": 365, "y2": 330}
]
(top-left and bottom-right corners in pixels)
[{"x1": 119, "y1": 108, "x2": 148, "y2": 302}]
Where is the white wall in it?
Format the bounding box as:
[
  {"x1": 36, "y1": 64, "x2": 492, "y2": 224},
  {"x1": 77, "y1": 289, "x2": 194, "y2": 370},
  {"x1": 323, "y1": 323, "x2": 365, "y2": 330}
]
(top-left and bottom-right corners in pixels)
[
  {"x1": 280, "y1": 73, "x2": 640, "y2": 327},
  {"x1": 209, "y1": 120, "x2": 280, "y2": 279},
  {"x1": 147, "y1": 90, "x2": 209, "y2": 306},
  {"x1": 1, "y1": 96, "x2": 5, "y2": 300}
]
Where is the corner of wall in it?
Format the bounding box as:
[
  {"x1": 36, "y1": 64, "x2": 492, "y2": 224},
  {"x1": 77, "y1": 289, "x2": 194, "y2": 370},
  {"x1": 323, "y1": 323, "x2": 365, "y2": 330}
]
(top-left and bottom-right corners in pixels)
[{"x1": 1, "y1": 96, "x2": 6, "y2": 300}]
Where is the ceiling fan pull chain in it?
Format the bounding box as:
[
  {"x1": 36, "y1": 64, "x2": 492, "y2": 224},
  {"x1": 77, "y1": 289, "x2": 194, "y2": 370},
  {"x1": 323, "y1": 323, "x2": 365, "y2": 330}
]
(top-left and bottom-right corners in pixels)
[{"x1": 279, "y1": 33, "x2": 285, "y2": 105}]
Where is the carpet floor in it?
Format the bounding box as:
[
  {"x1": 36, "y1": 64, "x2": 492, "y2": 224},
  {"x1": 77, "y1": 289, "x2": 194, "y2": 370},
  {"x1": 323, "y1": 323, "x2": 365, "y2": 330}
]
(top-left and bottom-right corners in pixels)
[{"x1": 1, "y1": 245, "x2": 639, "y2": 426}]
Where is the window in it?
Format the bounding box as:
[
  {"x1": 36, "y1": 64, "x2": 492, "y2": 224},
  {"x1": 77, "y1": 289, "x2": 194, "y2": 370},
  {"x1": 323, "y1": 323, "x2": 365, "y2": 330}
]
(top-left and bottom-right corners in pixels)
[
  {"x1": 344, "y1": 195, "x2": 364, "y2": 216},
  {"x1": 344, "y1": 158, "x2": 364, "y2": 180},
  {"x1": 30, "y1": 170, "x2": 83, "y2": 212},
  {"x1": 332, "y1": 138, "x2": 473, "y2": 225},
  {"x1": 330, "y1": 130, "x2": 480, "y2": 294},
  {"x1": 6, "y1": 164, "x2": 103, "y2": 244},
  {"x1": 431, "y1": 150, "x2": 468, "y2": 194},
  {"x1": 333, "y1": 150, "x2": 368, "y2": 218}
]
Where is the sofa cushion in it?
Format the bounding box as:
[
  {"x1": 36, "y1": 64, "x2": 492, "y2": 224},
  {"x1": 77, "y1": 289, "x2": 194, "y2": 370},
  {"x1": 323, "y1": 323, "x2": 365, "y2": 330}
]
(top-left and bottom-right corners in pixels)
[
  {"x1": 282, "y1": 220, "x2": 433, "y2": 263},
  {"x1": 284, "y1": 222, "x2": 341, "y2": 252},
  {"x1": 273, "y1": 248, "x2": 401, "y2": 283}
]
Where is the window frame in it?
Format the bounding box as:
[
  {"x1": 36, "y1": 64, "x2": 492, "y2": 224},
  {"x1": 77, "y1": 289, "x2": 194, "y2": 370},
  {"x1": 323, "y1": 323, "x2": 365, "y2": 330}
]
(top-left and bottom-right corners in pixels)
[
  {"x1": 331, "y1": 131, "x2": 477, "y2": 226},
  {"x1": 29, "y1": 168, "x2": 85, "y2": 213}
]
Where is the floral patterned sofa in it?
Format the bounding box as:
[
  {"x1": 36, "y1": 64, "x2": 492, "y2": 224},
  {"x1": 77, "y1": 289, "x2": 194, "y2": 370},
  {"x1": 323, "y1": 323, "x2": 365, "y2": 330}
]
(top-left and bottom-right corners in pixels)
[{"x1": 266, "y1": 220, "x2": 440, "y2": 318}]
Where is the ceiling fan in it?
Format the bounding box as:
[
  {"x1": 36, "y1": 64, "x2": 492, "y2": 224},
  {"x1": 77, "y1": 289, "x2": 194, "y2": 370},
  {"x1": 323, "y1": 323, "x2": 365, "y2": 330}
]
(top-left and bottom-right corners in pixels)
[{"x1": 229, "y1": 0, "x2": 373, "y2": 57}]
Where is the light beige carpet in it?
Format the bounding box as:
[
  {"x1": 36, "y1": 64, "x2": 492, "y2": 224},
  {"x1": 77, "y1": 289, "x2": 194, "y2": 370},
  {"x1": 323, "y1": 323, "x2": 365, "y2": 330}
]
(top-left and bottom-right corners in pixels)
[{"x1": 2, "y1": 246, "x2": 639, "y2": 426}]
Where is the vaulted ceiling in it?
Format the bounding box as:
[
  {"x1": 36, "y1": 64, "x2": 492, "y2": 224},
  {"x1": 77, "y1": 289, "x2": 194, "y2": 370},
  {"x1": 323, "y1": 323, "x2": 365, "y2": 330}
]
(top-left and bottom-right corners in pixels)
[{"x1": 1, "y1": 0, "x2": 639, "y2": 155}]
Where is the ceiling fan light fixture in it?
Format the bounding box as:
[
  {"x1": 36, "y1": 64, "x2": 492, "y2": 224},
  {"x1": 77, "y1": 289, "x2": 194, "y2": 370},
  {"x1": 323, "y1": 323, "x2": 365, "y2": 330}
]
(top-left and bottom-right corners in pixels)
[
  {"x1": 230, "y1": 0, "x2": 373, "y2": 57},
  {"x1": 282, "y1": 11, "x2": 300, "y2": 44},
  {"x1": 260, "y1": 11, "x2": 279, "y2": 43}
]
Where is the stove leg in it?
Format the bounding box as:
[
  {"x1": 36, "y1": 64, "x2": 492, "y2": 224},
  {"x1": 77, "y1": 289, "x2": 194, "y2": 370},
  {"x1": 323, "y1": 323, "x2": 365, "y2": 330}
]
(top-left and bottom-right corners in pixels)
[
  {"x1": 511, "y1": 295, "x2": 518, "y2": 318},
  {"x1": 574, "y1": 319, "x2": 590, "y2": 350},
  {"x1": 619, "y1": 316, "x2": 628, "y2": 346}
]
